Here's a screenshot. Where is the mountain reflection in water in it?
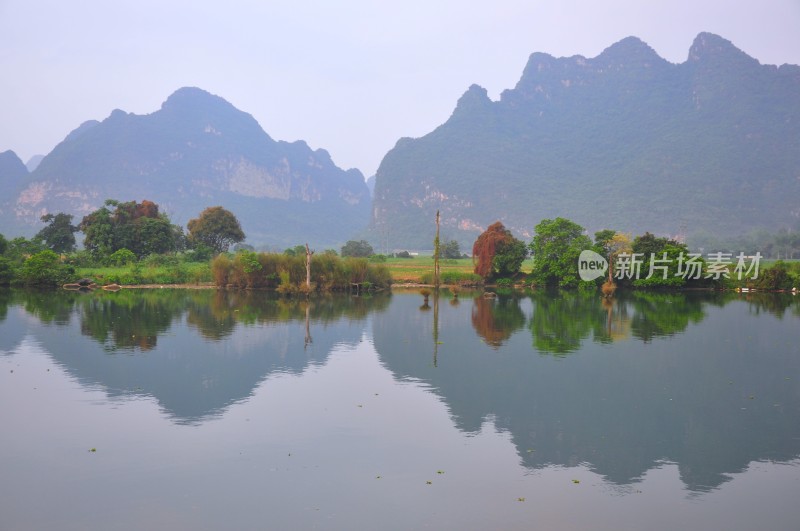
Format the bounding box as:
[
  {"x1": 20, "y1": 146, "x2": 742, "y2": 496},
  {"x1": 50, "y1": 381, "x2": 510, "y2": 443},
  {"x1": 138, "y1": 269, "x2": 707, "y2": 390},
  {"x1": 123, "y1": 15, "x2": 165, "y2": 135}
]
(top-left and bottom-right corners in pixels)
[{"x1": 1, "y1": 287, "x2": 798, "y2": 494}]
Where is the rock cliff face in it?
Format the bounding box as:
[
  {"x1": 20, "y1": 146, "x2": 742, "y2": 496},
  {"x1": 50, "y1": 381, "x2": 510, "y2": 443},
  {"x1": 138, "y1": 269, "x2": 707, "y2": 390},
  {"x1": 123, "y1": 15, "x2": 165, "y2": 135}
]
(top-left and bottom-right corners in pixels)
[
  {"x1": 370, "y1": 33, "x2": 800, "y2": 249},
  {"x1": 0, "y1": 87, "x2": 370, "y2": 247}
]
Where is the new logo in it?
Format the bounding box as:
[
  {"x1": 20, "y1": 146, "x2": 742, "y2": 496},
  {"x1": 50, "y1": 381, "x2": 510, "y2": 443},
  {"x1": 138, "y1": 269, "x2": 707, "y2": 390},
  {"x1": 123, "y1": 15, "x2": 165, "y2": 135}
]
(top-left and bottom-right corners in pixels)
[{"x1": 578, "y1": 250, "x2": 608, "y2": 281}]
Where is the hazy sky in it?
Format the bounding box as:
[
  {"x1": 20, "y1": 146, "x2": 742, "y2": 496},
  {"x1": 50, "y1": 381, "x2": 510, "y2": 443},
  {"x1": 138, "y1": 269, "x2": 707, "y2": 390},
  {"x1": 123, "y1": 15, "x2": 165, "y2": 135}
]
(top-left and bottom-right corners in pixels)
[{"x1": 1, "y1": 0, "x2": 799, "y2": 177}]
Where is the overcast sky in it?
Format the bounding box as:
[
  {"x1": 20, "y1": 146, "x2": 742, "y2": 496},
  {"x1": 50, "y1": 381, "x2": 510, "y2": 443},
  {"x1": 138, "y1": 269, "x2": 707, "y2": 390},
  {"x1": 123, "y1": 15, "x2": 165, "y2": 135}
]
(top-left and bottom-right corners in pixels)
[{"x1": 1, "y1": 0, "x2": 799, "y2": 177}]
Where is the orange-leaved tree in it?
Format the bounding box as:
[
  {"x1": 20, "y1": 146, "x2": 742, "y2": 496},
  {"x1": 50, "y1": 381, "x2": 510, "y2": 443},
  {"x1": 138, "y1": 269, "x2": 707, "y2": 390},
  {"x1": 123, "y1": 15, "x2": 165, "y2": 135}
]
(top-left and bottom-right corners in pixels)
[{"x1": 472, "y1": 221, "x2": 526, "y2": 279}]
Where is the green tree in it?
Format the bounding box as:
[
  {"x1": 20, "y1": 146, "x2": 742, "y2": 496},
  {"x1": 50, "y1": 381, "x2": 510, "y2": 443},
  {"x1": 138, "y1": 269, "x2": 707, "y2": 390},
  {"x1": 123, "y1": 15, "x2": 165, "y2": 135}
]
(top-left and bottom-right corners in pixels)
[
  {"x1": 493, "y1": 237, "x2": 527, "y2": 277},
  {"x1": 80, "y1": 199, "x2": 180, "y2": 259},
  {"x1": 187, "y1": 206, "x2": 245, "y2": 254},
  {"x1": 594, "y1": 231, "x2": 632, "y2": 284},
  {"x1": 5, "y1": 237, "x2": 45, "y2": 263},
  {"x1": 136, "y1": 216, "x2": 178, "y2": 256},
  {"x1": 35, "y1": 213, "x2": 78, "y2": 253},
  {"x1": 441, "y1": 239, "x2": 462, "y2": 259},
  {"x1": 79, "y1": 203, "x2": 115, "y2": 257},
  {"x1": 0, "y1": 233, "x2": 8, "y2": 255},
  {"x1": 284, "y1": 245, "x2": 307, "y2": 256},
  {"x1": 341, "y1": 240, "x2": 374, "y2": 257},
  {"x1": 530, "y1": 217, "x2": 592, "y2": 288},
  {"x1": 631, "y1": 232, "x2": 694, "y2": 288}
]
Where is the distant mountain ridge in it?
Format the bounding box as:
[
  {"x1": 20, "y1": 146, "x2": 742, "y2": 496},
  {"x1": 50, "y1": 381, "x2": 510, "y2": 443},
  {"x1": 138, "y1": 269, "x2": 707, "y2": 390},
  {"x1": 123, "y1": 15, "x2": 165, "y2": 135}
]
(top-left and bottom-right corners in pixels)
[
  {"x1": 0, "y1": 149, "x2": 28, "y2": 185},
  {"x1": 370, "y1": 32, "x2": 800, "y2": 249},
  {"x1": 0, "y1": 87, "x2": 370, "y2": 248}
]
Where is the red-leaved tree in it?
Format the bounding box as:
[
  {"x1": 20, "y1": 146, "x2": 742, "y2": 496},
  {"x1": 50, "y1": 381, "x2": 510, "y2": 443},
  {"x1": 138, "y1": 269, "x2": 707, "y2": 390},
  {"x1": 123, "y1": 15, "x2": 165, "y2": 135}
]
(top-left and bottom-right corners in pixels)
[{"x1": 473, "y1": 221, "x2": 516, "y2": 279}]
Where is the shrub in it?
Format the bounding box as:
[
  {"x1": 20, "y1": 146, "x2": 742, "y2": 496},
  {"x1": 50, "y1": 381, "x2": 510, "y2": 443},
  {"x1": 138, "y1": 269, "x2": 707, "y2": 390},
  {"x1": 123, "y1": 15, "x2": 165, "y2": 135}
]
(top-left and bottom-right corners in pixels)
[
  {"x1": 754, "y1": 261, "x2": 794, "y2": 290},
  {"x1": 65, "y1": 250, "x2": 98, "y2": 267},
  {"x1": 108, "y1": 248, "x2": 137, "y2": 266},
  {"x1": 184, "y1": 244, "x2": 214, "y2": 262},
  {"x1": 19, "y1": 250, "x2": 75, "y2": 286},
  {"x1": 210, "y1": 251, "x2": 391, "y2": 291},
  {"x1": 211, "y1": 254, "x2": 232, "y2": 286},
  {"x1": 143, "y1": 253, "x2": 179, "y2": 268}
]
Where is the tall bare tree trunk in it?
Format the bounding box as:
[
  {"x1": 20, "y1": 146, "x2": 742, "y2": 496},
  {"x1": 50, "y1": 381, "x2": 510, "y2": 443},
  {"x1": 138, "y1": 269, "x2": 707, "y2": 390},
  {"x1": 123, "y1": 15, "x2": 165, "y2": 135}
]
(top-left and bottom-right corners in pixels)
[
  {"x1": 434, "y1": 210, "x2": 441, "y2": 290},
  {"x1": 305, "y1": 243, "x2": 314, "y2": 289}
]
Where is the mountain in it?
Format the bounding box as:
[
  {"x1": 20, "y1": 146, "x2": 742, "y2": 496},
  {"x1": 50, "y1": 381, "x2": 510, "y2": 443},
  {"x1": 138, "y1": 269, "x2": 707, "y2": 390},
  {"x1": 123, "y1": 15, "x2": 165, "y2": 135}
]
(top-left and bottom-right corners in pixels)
[
  {"x1": 25, "y1": 155, "x2": 44, "y2": 172},
  {"x1": 0, "y1": 150, "x2": 28, "y2": 183},
  {"x1": 365, "y1": 174, "x2": 376, "y2": 197},
  {"x1": 370, "y1": 33, "x2": 800, "y2": 249},
  {"x1": 0, "y1": 150, "x2": 29, "y2": 226},
  {"x1": 1, "y1": 87, "x2": 370, "y2": 248}
]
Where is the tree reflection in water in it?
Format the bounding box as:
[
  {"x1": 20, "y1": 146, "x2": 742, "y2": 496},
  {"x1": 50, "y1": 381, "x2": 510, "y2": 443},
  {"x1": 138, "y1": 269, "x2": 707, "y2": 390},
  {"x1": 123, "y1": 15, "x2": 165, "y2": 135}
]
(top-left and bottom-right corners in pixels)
[{"x1": 471, "y1": 294, "x2": 526, "y2": 349}]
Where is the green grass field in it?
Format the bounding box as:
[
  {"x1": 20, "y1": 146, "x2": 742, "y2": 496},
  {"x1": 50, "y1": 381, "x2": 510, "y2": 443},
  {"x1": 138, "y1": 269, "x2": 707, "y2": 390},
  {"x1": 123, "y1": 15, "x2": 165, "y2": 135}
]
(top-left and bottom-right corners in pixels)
[{"x1": 384, "y1": 256, "x2": 535, "y2": 283}]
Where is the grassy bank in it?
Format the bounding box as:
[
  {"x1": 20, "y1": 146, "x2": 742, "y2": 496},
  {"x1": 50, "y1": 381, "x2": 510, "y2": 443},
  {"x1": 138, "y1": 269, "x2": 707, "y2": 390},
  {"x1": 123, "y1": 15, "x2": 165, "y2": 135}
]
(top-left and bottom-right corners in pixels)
[
  {"x1": 75, "y1": 262, "x2": 213, "y2": 286},
  {"x1": 62, "y1": 256, "x2": 800, "y2": 292}
]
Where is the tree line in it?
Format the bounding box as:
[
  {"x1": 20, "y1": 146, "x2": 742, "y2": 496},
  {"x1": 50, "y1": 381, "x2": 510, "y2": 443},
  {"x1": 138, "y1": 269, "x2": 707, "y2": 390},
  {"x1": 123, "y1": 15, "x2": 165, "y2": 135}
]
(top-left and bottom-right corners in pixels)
[
  {"x1": 0, "y1": 198, "x2": 395, "y2": 289},
  {"x1": 0, "y1": 199, "x2": 245, "y2": 286},
  {"x1": 470, "y1": 217, "x2": 800, "y2": 291}
]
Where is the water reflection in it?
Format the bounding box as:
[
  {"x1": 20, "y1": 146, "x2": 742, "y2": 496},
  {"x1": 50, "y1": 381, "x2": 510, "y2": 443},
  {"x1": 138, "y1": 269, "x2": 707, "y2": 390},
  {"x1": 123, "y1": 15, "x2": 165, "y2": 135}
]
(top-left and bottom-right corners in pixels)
[
  {"x1": 471, "y1": 294, "x2": 526, "y2": 349},
  {"x1": 2, "y1": 287, "x2": 799, "y2": 494},
  {"x1": 0, "y1": 289, "x2": 390, "y2": 424},
  {"x1": 373, "y1": 290, "x2": 800, "y2": 492}
]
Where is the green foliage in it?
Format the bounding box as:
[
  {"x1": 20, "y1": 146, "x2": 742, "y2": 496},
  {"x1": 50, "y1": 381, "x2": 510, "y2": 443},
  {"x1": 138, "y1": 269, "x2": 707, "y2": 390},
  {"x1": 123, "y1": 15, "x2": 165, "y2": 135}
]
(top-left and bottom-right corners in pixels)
[
  {"x1": 35, "y1": 213, "x2": 78, "y2": 253},
  {"x1": 238, "y1": 251, "x2": 262, "y2": 274},
  {"x1": 108, "y1": 248, "x2": 137, "y2": 266},
  {"x1": 232, "y1": 243, "x2": 255, "y2": 253},
  {"x1": 492, "y1": 237, "x2": 527, "y2": 277},
  {"x1": 187, "y1": 206, "x2": 245, "y2": 254},
  {"x1": 530, "y1": 218, "x2": 592, "y2": 288},
  {"x1": 368, "y1": 254, "x2": 387, "y2": 263},
  {"x1": 6, "y1": 237, "x2": 45, "y2": 262},
  {"x1": 0, "y1": 233, "x2": 7, "y2": 255},
  {"x1": 142, "y1": 253, "x2": 179, "y2": 268},
  {"x1": 79, "y1": 205, "x2": 114, "y2": 256},
  {"x1": 630, "y1": 233, "x2": 696, "y2": 288},
  {"x1": 183, "y1": 244, "x2": 214, "y2": 262},
  {"x1": 64, "y1": 250, "x2": 98, "y2": 268},
  {"x1": 753, "y1": 261, "x2": 795, "y2": 291},
  {"x1": 341, "y1": 240, "x2": 374, "y2": 257},
  {"x1": 593, "y1": 229, "x2": 616, "y2": 253},
  {"x1": 441, "y1": 239, "x2": 462, "y2": 259},
  {"x1": 19, "y1": 250, "x2": 75, "y2": 286},
  {"x1": 75, "y1": 261, "x2": 211, "y2": 286},
  {"x1": 80, "y1": 199, "x2": 181, "y2": 259},
  {"x1": 0, "y1": 257, "x2": 13, "y2": 285},
  {"x1": 283, "y1": 245, "x2": 306, "y2": 256}
]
